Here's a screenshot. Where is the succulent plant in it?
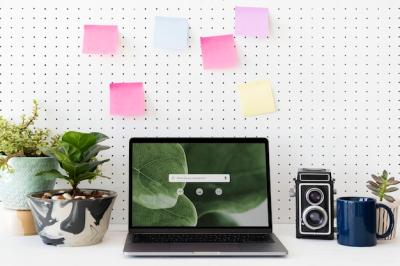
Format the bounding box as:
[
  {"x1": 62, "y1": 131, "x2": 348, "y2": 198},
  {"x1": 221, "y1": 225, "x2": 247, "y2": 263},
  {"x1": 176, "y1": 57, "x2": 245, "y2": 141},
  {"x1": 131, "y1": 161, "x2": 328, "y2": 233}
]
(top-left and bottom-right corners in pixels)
[
  {"x1": 367, "y1": 170, "x2": 400, "y2": 203},
  {"x1": 0, "y1": 100, "x2": 59, "y2": 171}
]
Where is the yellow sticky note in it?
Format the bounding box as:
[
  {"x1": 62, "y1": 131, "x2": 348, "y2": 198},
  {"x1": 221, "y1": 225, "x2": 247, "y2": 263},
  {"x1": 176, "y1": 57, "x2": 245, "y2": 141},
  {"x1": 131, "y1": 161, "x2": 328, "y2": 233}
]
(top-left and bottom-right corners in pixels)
[{"x1": 238, "y1": 80, "x2": 276, "y2": 117}]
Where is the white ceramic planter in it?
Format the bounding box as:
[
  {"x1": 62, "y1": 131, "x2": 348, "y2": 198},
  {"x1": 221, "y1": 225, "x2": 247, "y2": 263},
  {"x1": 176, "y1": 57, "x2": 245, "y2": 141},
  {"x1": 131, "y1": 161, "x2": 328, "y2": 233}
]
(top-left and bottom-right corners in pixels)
[
  {"x1": 0, "y1": 157, "x2": 58, "y2": 210},
  {"x1": 28, "y1": 189, "x2": 117, "y2": 246},
  {"x1": 376, "y1": 200, "x2": 399, "y2": 240}
]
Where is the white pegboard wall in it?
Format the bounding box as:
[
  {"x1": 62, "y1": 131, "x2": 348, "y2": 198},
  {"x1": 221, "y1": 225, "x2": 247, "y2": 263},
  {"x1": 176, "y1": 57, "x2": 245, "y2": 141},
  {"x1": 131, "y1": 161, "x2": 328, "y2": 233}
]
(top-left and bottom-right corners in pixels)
[{"x1": 0, "y1": 0, "x2": 399, "y2": 224}]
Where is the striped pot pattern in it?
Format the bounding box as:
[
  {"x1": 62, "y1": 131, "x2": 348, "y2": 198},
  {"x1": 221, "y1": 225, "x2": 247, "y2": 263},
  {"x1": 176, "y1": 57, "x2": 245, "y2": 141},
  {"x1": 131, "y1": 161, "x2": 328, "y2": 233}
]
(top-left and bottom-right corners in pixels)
[{"x1": 376, "y1": 200, "x2": 399, "y2": 240}]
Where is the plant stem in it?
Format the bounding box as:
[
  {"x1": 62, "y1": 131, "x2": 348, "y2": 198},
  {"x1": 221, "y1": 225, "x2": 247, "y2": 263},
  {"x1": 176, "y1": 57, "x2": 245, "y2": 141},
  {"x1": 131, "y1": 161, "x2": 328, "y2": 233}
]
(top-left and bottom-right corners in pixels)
[
  {"x1": 380, "y1": 179, "x2": 388, "y2": 201},
  {"x1": 19, "y1": 100, "x2": 39, "y2": 131},
  {"x1": 71, "y1": 184, "x2": 79, "y2": 197}
]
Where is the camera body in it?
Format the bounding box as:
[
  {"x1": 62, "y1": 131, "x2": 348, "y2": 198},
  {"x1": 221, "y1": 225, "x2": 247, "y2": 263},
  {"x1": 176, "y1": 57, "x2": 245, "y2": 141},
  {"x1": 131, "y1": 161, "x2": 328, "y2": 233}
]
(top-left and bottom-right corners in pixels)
[{"x1": 295, "y1": 168, "x2": 334, "y2": 240}]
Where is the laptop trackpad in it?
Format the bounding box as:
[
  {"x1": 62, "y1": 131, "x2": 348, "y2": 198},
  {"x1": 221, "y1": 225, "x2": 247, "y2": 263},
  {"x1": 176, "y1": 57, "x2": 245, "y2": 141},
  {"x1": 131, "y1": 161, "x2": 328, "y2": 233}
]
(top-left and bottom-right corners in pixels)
[{"x1": 170, "y1": 243, "x2": 240, "y2": 252}]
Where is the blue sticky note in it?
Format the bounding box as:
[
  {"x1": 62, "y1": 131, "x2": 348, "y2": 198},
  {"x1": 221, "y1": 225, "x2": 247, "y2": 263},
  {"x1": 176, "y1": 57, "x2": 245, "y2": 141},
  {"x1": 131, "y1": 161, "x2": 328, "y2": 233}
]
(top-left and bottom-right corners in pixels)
[{"x1": 154, "y1": 16, "x2": 188, "y2": 51}]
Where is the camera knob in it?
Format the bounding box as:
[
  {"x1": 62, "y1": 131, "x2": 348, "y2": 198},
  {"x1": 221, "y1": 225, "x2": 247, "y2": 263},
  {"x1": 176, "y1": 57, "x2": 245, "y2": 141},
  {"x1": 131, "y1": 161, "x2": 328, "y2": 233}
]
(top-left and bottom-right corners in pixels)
[
  {"x1": 289, "y1": 187, "x2": 296, "y2": 197},
  {"x1": 333, "y1": 188, "x2": 337, "y2": 195}
]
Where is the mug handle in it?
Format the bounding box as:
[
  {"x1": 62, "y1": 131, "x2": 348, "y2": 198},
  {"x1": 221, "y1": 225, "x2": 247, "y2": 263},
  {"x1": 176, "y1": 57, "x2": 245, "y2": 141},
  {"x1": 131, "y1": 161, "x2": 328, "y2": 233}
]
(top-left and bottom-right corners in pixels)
[{"x1": 376, "y1": 203, "x2": 395, "y2": 239}]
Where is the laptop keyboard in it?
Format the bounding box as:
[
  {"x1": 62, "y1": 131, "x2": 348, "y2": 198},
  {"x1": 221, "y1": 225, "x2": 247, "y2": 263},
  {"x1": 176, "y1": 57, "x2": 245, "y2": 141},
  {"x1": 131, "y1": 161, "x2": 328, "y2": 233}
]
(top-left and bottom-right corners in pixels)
[{"x1": 133, "y1": 233, "x2": 274, "y2": 243}]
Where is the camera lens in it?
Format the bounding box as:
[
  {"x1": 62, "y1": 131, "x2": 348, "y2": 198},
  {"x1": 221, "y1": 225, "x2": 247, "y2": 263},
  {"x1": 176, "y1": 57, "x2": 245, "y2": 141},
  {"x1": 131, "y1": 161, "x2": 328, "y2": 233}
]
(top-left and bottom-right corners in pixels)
[
  {"x1": 302, "y1": 206, "x2": 328, "y2": 230},
  {"x1": 306, "y1": 210, "x2": 324, "y2": 227},
  {"x1": 306, "y1": 188, "x2": 324, "y2": 205}
]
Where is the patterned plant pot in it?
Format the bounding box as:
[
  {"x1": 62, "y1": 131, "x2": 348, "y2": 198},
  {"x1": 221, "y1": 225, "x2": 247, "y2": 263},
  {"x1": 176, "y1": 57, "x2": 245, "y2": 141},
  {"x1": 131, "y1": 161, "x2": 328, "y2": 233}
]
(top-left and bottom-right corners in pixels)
[
  {"x1": 376, "y1": 200, "x2": 399, "y2": 240},
  {"x1": 0, "y1": 157, "x2": 58, "y2": 210},
  {"x1": 28, "y1": 189, "x2": 117, "y2": 246}
]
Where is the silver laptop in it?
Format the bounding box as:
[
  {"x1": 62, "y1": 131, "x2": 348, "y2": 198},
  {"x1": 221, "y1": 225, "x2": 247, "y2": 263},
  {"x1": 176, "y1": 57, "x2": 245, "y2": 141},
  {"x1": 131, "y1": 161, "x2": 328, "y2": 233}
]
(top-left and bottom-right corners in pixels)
[{"x1": 123, "y1": 138, "x2": 288, "y2": 256}]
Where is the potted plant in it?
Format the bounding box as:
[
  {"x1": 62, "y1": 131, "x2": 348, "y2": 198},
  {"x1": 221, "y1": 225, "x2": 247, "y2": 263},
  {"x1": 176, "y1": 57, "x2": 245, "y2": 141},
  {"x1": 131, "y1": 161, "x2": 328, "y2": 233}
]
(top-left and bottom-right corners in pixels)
[
  {"x1": 28, "y1": 131, "x2": 117, "y2": 246},
  {"x1": 367, "y1": 170, "x2": 400, "y2": 240},
  {"x1": 0, "y1": 100, "x2": 59, "y2": 210}
]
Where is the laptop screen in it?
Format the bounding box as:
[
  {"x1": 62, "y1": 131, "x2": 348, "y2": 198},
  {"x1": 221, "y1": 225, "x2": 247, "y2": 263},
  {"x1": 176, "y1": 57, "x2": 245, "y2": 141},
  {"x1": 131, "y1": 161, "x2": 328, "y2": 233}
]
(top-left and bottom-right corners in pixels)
[{"x1": 130, "y1": 141, "x2": 270, "y2": 227}]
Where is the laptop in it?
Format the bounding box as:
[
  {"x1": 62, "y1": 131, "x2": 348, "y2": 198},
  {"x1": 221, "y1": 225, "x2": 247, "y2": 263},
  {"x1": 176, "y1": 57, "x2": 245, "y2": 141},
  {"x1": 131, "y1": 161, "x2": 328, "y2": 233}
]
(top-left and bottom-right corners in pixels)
[{"x1": 123, "y1": 138, "x2": 288, "y2": 256}]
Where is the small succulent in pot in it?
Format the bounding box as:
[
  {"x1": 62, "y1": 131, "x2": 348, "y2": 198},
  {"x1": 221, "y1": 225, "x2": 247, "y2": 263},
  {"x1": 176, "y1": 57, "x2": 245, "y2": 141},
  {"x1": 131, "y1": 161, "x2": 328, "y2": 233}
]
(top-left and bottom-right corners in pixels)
[
  {"x1": 28, "y1": 131, "x2": 117, "y2": 246},
  {"x1": 367, "y1": 170, "x2": 400, "y2": 240},
  {"x1": 367, "y1": 170, "x2": 399, "y2": 203},
  {"x1": 0, "y1": 100, "x2": 59, "y2": 210}
]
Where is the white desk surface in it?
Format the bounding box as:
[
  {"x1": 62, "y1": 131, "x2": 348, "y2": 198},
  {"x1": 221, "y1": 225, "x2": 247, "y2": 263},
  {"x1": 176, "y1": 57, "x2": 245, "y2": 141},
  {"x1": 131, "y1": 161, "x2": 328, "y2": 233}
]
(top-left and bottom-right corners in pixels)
[{"x1": 1, "y1": 224, "x2": 399, "y2": 266}]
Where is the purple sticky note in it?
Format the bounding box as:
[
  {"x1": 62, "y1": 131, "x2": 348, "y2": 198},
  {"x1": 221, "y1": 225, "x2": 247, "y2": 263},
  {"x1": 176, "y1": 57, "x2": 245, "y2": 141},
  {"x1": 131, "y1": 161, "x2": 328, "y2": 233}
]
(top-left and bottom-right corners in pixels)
[
  {"x1": 200, "y1": 34, "x2": 238, "y2": 70},
  {"x1": 109, "y1": 82, "x2": 145, "y2": 116},
  {"x1": 235, "y1": 6, "x2": 269, "y2": 37},
  {"x1": 83, "y1": 25, "x2": 119, "y2": 54}
]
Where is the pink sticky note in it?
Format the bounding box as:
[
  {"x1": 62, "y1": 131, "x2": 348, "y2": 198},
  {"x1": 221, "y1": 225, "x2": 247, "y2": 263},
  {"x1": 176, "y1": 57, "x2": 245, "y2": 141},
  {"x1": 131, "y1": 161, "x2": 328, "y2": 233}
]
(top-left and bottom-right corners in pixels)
[
  {"x1": 83, "y1": 25, "x2": 119, "y2": 54},
  {"x1": 235, "y1": 7, "x2": 269, "y2": 37},
  {"x1": 200, "y1": 34, "x2": 238, "y2": 70},
  {"x1": 109, "y1": 82, "x2": 145, "y2": 116}
]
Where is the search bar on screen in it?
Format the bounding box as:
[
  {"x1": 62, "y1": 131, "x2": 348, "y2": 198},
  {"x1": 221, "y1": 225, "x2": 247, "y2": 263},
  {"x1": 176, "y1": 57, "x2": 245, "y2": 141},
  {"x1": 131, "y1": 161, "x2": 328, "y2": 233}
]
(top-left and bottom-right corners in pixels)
[{"x1": 169, "y1": 174, "x2": 230, "y2": 183}]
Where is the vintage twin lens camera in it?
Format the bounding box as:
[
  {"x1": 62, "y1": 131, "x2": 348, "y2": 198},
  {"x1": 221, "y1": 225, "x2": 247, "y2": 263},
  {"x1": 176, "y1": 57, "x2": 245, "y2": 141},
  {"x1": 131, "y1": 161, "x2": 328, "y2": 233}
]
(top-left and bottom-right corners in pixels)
[{"x1": 293, "y1": 168, "x2": 334, "y2": 240}]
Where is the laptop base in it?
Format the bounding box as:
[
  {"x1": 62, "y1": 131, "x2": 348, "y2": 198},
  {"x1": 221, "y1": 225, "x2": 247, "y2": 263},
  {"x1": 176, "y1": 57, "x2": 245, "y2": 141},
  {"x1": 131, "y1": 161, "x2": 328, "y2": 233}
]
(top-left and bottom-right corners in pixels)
[{"x1": 123, "y1": 232, "x2": 288, "y2": 257}]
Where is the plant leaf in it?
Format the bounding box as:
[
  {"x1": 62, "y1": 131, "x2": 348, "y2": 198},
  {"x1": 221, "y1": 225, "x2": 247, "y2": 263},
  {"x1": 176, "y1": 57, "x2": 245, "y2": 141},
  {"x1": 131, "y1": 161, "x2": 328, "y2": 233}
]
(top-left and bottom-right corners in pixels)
[
  {"x1": 387, "y1": 179, "x2": 400, "y2": 185},
  {"x1": 91, "y1": 132, "x2": 109, "y2": 144},
  {"x1": 58, "y1": 159, "x2": 110, "y2": 178},
  {"x1": 382, "y1": 170, "x2": 388, "y2": 180},
  {"x1": 132, "y1": 195, "x2": 197, "y2": 226},
  {"x1": 184, "y1": 143, "x2": 268, "y2": 215},
  {"x1": 76, "y1": 171, "x2": 98, "y2": 182},
  {"x1": 60, "y1": 142, "x2": 82, "y2": 162},
  {"x1": 371, "y1": 191, "x2": 381, "y2": 197},
  {"x1": 383, "y1": 194, "x2": 396, "y2": 203},
  {"x1": 82, "y1": 144, "x2": 110, "y2": 162},
  {"x1": 367, "y1": 185, "x2": 380, "y2": 192},
  {"x1": 367, "y1": 181, "x2": 380, "y2": 188},
  {"x1": 371, "y1": 174, "x2": 383, "y2": 184},
  {"x1": 197, "y1": 212, "x2": 239, "y2": 227},
  {"x1": 36, "y1": 169, "x2": 68, "y2": 181},
  {"x1": 47, "y1": 147, "x2": 71, "y2": 163},
  {"x1": 132, "y1": 143, "x2": 187, "y2": 209},
  {"x1": 62, "y1": 131, "x2": 97, "y2": 153},
  {"x1": 386, "y1": 187, "x2": 399, "y2": 192},
  {"x1": 77, "y1": 159, "x2": 110, "y2": 174}
]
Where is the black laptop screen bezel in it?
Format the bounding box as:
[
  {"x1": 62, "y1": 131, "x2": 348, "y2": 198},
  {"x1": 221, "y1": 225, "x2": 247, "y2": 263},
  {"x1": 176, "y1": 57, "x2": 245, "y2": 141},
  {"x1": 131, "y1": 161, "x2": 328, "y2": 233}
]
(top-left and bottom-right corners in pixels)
[{"x1": 128, "y1": 137, "x2": 273, "y2": 234}]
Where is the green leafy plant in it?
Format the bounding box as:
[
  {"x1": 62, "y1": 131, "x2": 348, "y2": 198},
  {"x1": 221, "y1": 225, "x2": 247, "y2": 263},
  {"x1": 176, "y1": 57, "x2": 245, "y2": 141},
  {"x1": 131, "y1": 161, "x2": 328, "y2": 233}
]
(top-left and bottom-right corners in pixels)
[
  {"x1": 0, "y1": 100, "x2": 58, "y2": 171},
  {"x1": 37, "y1": 131, "x2": 110, "y2": 196},
  {"x1": 367, "y1": 170, "x2": 400, "y2": 203}
]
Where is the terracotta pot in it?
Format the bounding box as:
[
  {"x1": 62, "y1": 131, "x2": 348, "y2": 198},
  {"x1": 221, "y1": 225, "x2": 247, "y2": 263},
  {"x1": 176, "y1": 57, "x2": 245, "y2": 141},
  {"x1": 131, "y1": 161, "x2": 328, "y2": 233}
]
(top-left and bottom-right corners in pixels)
[
  {"x1": 28, "y1": 189, "x2": 117, "y2": 246},
  {"x1": 376, "y1": 200, "x2": 399, "y2": 240},
  {"x1": 0, "y1": 206, "x2": 37, "y2": 236}
]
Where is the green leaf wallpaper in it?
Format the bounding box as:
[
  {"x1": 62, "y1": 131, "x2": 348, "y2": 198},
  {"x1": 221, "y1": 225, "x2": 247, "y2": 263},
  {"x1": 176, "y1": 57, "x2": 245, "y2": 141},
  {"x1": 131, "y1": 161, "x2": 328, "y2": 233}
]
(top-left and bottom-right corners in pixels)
[
  {"x1": 132, "y1": 143, "x2": 187, "y2": 209},
  {"x1": 133, "y1": 195, "x2": 197, "y2": 226},
  {"x1": 132, "y1": 142, "x2": 268, "y2": 227},
  {"x1": 197, "y1": 212, "x2": 239, "y2": 227},
  {"x1": 184, "y1": 143, "x2": 267, "y2": 216}
]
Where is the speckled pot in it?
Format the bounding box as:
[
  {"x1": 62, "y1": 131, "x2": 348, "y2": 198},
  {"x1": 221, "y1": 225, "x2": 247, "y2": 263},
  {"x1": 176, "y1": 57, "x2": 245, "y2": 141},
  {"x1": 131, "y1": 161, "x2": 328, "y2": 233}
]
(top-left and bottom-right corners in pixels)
[
  {"x1": 28, "y1": 189, "x2": 117, "y2": 246},
  {"x1": 0, "y1": 157, "x2": 58, "y2": 210}
]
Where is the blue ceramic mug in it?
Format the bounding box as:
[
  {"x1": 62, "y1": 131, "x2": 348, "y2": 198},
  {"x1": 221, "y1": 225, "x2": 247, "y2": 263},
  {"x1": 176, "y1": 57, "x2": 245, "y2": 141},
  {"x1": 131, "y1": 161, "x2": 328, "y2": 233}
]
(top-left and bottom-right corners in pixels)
[{"x1": 337, "y1": 197, "x2": 394, "y2": 247}]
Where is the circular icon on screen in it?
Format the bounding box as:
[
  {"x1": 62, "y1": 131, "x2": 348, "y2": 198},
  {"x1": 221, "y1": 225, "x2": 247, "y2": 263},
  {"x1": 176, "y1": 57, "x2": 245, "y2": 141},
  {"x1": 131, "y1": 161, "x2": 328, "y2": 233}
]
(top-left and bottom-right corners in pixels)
[
  {"x1": 177, "y1": 188, "x2": 184, "y2": 195},
  {"x1": 215, "y1": 188, "x2": 222, "y2": 196},
  {"x1": 196, "y1": 188, "x2": 203, "y2": 196}
]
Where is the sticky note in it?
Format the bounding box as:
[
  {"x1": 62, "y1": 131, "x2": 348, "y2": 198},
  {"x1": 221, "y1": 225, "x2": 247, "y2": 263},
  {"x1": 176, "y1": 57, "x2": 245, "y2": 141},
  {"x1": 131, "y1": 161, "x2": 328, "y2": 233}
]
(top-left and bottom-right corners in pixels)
[
  {"x1": 154, "y1": 16, "x2": 188, "y2": 50},
  {"x1": 235, "y1": 6, "x2": 269, "y2": 37},
  {"x1": 83, "y1": 25, "x2": 119, "y2": 54},
  {"x1": 238, "y1": 80, "x2": 276, "y2": 117},
  {"x1": 109, "y1": 82, "x2": 145, "y2": 116},
  {"x1": 200, "y1": 34, "x2": 238, "y2": 70}
]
